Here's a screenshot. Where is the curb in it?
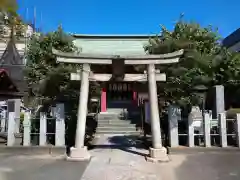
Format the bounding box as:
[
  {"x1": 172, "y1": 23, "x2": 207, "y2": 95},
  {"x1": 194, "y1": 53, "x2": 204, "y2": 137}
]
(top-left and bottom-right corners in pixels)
[
  {"x1": 169, "y1": 146, "x2": 240, "y2": 154},
  {"x1": 0, "y1": 146, "x2": 66, "y2": 155}
]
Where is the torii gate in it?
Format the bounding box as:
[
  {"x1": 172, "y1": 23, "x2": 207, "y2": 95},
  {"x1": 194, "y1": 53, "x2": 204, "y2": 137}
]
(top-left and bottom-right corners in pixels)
[{"x1": 53, "y1": 49, "x2": 184, "y2": 162}]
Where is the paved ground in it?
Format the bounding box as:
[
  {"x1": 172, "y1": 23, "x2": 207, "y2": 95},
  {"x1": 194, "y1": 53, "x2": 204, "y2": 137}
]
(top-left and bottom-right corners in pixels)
[
  {"x1": 0, "y1": 153, "x2": 88, "y2": 180},
  {"x1": 167, "y1": 150, "x2": 240, "y2": 180},
  {"x1": 83, "y1": 135, "x2": 240, "y2": 180},
  {"x1": 0, "y1": 135, "x2": 240, "y2": 180}
]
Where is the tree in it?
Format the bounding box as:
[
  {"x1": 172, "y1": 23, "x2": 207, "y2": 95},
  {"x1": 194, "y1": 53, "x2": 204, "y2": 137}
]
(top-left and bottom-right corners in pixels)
[
  {"x1": 145, "y1": 16, "x2": 240, "y2": 108},
  {"x1": 26, "y1": 26, "x2": 79, "y2": 105},
  {"x1": 25, "y1": 26, "x2": 101, "y2": 146},
  {"x1": 25, "y1": 26, "x2": 100, "y2": 110},
  {"x1": 0, "y1": 0, "x2": 26, "y2": 38},
  {"x1": 0, "y1": 0, "x2": 18, "y2": 16}
]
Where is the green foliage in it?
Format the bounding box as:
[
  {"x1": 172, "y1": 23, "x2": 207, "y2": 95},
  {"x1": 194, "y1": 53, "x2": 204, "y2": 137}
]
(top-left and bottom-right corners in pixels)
[
  {"x1": 145, "y1": 16, "x2": 240, "y2": 107},
  {"x1": 0, "y1": 0, "x2": 18, "y2": 16},
  {"x1": 0, "y1": 0, "x2": 27, "y2": 38},
  {"x1": 25, "y1": 26, "x2": 100, "y2": 109},
  {"x1": 25, "y1": 27, "x2": 101, "y2": 146},
  {"x1": 25, "y1": 26, "x2": 79, "y2": 102}
]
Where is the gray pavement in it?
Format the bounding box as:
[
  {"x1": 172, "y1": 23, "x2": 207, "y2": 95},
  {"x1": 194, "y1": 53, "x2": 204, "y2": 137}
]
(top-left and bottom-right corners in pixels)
[
  {"x1": 83, "y1": 135, "x2": 240, "y2": 180},
  {"x1": 167, "y1": 149, "x2": 240, "y2": 180},
  {"x1": 0, "y1": 153, "x2": 88, "y2": 180},
  {"x1": 0, "y1": 137, "x2": 240, "y2": 180}
]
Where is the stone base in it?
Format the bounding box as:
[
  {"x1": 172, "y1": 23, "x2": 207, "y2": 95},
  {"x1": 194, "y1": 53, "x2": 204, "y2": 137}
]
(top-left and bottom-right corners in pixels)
[
  {"x1": 146, "y1": 147, "x2": 170, "y2": 163},
  {"x1": 66, "y1": 146, "x2": 91, "y2": 161}
]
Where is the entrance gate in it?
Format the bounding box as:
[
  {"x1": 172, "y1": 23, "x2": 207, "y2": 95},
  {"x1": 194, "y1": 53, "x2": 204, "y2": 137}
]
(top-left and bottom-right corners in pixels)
[{"x1": 53, "y1": 48, "x2": 184, "y2": 162}]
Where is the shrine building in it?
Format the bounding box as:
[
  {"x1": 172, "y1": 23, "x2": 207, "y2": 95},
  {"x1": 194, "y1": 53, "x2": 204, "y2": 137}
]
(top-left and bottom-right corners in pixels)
[{"x1": 71, "y1": 34, "x2": 164, "y2": 112}]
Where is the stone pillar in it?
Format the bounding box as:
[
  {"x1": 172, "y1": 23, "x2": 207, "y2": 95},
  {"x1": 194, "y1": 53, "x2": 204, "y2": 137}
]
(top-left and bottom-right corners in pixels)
[
  {"x1": 39, "y1": 112, "x2": 47, "y2": 146},
  {"x1": 7, "y1": 99, "x2": 21, "y2": 133},
  {"x1": 101, "y1": 88, "x2": 107, "y2": 112},
  {"x1": 1, "y1": 110, "x2": 6, "y2": 132},
  {"x1": 67, "y1": 64, "x2": 91, "y2": 161},
  {"x1": 188, "y1": 113, "x2": 195, "y2": 147},
  {"x1": 146, "y1": 64, "x2": 169, "y2": 162},
  {"x1": 23, "y1": 112, "x2": 31, "y2": 146},
  {"x1": 55, "y1": 103, "x2": 65, "y2": 146},
  {"x1": 168, "y1": 105, "x2": 180, "y2": 147},
  {"x1": 214, "y1": 85, "x2": 225, "y2": 119},
  {"x1": 219, "y1": 113, "x2": 227, "y2": 147},
  {"x1": 7, "y1": 112, "x2": 15, "y2": 146},
  {"x1": 236, "y1": 114, "x2": 240, "y2": 148},
  {"x1": 203, "y1": 113, "x2": 211, "y2": 147}
]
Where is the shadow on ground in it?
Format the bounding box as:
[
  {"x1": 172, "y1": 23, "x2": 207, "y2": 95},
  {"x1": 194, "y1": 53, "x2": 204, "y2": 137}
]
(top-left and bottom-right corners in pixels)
[{"x1": 90, "y1": 135, "x2": 149, "y2": 157}]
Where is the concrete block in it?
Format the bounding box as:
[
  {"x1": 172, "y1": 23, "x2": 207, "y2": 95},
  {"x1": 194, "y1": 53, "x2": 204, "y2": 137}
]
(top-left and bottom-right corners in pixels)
[
  {"x1": 146, "y1": 147, "x2": 169, "y2": 162},
  {"x1": 66, "y1": 146, "x2": 91, "y2": 161}
]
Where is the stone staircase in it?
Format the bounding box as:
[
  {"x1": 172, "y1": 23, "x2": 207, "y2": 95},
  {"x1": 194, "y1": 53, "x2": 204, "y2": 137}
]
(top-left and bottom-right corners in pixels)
[{"x1": 96, "y1": 108, "x2": 141, "y2": 135}]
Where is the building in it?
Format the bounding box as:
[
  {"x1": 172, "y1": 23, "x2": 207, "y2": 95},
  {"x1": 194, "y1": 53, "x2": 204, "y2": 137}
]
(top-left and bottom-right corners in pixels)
[
  {"x1": 72, "y1": 34, "x2": 156, "y2": 111},
  {"x1": 0, "y1": 33, "x2": 28, "y2": 133},
  {"x1": 222, "y1": 28, "x2": 240, "y2": 52}
]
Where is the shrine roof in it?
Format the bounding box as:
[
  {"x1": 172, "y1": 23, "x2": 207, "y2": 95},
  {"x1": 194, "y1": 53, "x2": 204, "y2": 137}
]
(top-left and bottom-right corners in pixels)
[
  {"x1": 0, "y1": 38, "x2": 26, "y2": 96},
  {"x1": 72, "y1": 34, "x2": 159, "y2": 56},
  {"x1": 73, "y1": 34, "x2": 158, "y2": 39}
]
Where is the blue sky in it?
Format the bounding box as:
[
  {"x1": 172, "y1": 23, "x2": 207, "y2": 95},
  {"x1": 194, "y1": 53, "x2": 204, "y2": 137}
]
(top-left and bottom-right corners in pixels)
[{"x1": 18, "y1": 0, "x2": 239, "y2": 38}]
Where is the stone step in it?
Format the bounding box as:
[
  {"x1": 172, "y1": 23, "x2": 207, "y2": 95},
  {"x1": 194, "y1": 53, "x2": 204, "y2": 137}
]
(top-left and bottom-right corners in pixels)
[
  {"x1": 98, "y1": 117, "x2": 127, "y2": 121},
  {"x1": 106, "y1": 108, "x2": 126, "y2": 112},
  {"x1": 97, "y1": 123, "x2": 136, "y2": 127},
  {"x1": 97, "y1": 126, "x2": 137, "y2": 132},
  {"x1": 97, "y1": 114, "x2": 125, "y2": 120},
  {"x1": 96, "y1": 130, "x2": 141, "y2": 135},
  {"x1": 98, "y1": 120, "x2": 132, "y2": 125}
]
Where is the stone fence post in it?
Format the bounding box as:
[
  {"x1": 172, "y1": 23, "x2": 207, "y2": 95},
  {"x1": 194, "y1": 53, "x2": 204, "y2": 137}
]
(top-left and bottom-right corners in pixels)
[
  {"x1": 219, "y1": 113, "x2": 227, "y2": 147},
  {"x1": 39, "y1": 112, "x2": 47, "y2": 146},
  {"x1": 7, "y1": 112, "x2": 15, "y2": 146},
  {"x1": 55, "y1": 103, "x2": 65, "y2": 146},
  {"x1": 23, "y1": 112, "x2": 31, "y2": 146},
  {"x1": 214, "y1": 85, "x2": 225, "y2": 119},
  {"x1": 1, "y1": 110, "x2": 7, "y2": 132},
  {"x1": 203, "y1": 113, "x2": 211, "y2": 147},
  {"x1": 188, "y1": 113, "x2": 194, "y2": 147},
  {"x1": 168, "y1": 105, "x2": 180, "y2": 147},
  {"x1": 236, "y1": 114, "x2": 240, "y2": 148}
]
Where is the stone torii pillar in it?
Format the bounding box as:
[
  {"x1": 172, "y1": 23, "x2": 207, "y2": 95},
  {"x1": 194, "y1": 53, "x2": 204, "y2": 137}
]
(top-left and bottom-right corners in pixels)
[
  {"x1": 146, "y1": 64, "x2": 169, "y2": 162},
  {"x1": 66, "y1": 64, "x2": 91, "y2": 161}
]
